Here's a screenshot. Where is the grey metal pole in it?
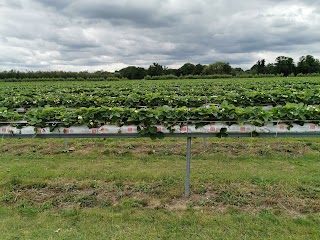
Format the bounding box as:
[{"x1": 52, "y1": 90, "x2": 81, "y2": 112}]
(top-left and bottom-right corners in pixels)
[
  {"x1": 185, "y1": 137, "x2": 192, "y2": 197},
  {"x1": 64, "y1": 137, "x2": 68, "y2": 148},
  {"x1": 203, "y1": 137, "x2": 207, "y2": 148}
]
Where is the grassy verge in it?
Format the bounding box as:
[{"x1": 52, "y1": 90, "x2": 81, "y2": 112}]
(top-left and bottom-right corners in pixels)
[{"x1": 1, "y1": 137, "x2": 320, "y2": 239}]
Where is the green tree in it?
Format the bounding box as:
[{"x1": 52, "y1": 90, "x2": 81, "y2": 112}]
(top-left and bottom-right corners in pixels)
[
  {"x1": 193, "y1": 64, "x2": 205, "y2": 75},
  {"x1": 231, "y1": 67, "x2": 244, "y2": 76},
  {"x1": 265, "y1": 63, "x2": 276, "y2": 74},
  {"x1": 179, "y1": 63, "x2": 195, "y2": 76},
  {"x1": 297, "y1": 55, "x2": 320, "y2": 74},
  {"x1": 147, "y1": 63, "x2": 164, "y2": 76},
  {"x1": 251, "y1": 59, "x2": 266, "y2": 74},
  {"x1": 163, "y1": 68, "x2": 180, "y2": 76},
  {"x1": 275, "y1": 56, "x2": 295, "y2": 76},
  {"x1": 202, "y1": 62, "x2": 232, "y2": 75},
  {"x1": 118, "y1": 66, "x2": 146, "y2": 79}
]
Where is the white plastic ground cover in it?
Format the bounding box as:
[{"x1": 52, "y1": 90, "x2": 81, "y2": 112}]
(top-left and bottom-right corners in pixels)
[{"x1": 1, "y1": 123, "x2": 320, "y2": 135}]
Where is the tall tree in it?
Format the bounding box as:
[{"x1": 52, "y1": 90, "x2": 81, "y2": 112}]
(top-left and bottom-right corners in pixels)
[
  {"x1": 179, "y1": 63, "x2": 195, "y2": 76},
  {"x1": 297, "y1": 55, "x2": 320, "y2": 74},
  {"x1": 202, "y1": 62, "x2": 232, "y2": 75},
  {"x1": 193, "y1": 64, "x2": 205, "y2": 75},
  {"x1": 275, "y1": 56, "x2": 295, "y2": 76},
  {"x1": 265, "y1": 63, "x2": 276, "y2": 74},
  {"x1": 251, "y1": 59, "x2": 266, "y2": 74},
  {"x1": 231, "y1": 67, "x2": 244, "y2": 76},
  {"x1": 118, "y1": 66, "x2": 146, "y2": 79},
  {"x1": 147, "y1": 63, "x2": 164, "y2": 76}
]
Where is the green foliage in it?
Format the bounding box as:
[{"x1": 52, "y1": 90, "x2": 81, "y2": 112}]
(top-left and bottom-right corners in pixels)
[
  {"x1": 251, "y1": 59, "x2": 266, "y2": 74},
  {"x1": 178, "y1": 63, "x2": 205, "y2": 76},
  {"x1": 2, "y1": 77, "x2": 320, "y2": 109},
  {"x1": 0, "y1": 55, "x2": 319, "y2": 83},
  {"x1": 77, "y1": 195, "x2": 98, "y2": 208},
  {"x1": 1, "y1": 78, "x2": 320, "y2": 138},
  {"x1": 1, "y1": 103, "x2": 320, "y2": 138},
  {"x1": 0, "y1": 70, "x2": 118, "y2": 80},
  {"x1": 297, "y1": 55, "x2": 320, "y2": 74},
  {"x1": 144, "y1": 74, "x2": 178, "y2": 80},
  {"x1": 118, "y1": 66, "x2": 147, "y2": 79},
  {"x1": 275, "y1": 56, "x2": 296, "y2": 76},
  {"x1": 202, "y1": 62, "x2": 232, "y2": 75},
  {"x1": 0, "y1": 108, "x2": 22, "y2": 121},
  {"x1": 120, "y1": 198, "x2": 147, "y2": 208},
  {"x1": 147, "y1": 63, "x2": 165, "y2": 76}
]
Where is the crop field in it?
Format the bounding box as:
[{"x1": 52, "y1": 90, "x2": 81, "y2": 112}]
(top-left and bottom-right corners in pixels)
[
  {"x1": 1, "y1": 77, "x2": 320, "y2": 136},
  {"x1": 1, "y1": 77, "x2": 320, "y2": 239}
]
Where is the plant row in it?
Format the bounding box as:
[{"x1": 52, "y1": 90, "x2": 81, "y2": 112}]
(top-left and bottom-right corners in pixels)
[
  {"x1": 1, "y1": 103, "x2": 319, "y2": 129},
  {"x1": 1, "y1": 89, "x2": 320, "y2": 108},
  {"x1": 2, "y1": 78, "x2": 320, "y2": 108},
  {"x1": 2, "y1": 77, "x2": 319, "y2": 95}
]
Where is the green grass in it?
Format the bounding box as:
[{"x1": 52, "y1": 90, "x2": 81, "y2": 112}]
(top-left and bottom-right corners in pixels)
[
  {"x1": 1, "y1": 207, "x2": 320, "y2": 239},
  {"x1": 1, "y1": 137, "x2": 320, "y2": 239}
]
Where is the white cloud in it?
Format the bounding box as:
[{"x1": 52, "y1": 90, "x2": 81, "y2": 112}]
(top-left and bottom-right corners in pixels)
[{"x1": 0, "y1": 0, "x2": 319, "y2": 71}]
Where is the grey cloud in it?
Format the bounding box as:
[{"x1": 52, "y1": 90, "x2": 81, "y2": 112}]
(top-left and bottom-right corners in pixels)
[
  {"x1": 32, "y1": 0, "x2": 74, "y2": 10},
  {"x1": 0, "y1": 0, "x2": 22, "y2": 9},
  {"x1": 1, "y1": 0, "x2": 320, "y2": 71},
  {"x1": 64, "y1": 1, "x2": 179, "y2": 28}
]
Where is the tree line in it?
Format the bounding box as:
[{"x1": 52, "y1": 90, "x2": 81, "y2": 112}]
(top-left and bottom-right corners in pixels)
[
  {"x1": 250, "y1": 55, "x2": 320, "y2": 76},
  {"x1": 0, "y1": 55, "x2": 319, "y2": 80},
  {"x1": 118, "y1": 55, "x2": 320, "y2": 79}
]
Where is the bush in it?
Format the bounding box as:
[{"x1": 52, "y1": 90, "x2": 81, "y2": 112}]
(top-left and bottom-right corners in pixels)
[{"x1": 144, "y1": 74, "x2": 178, "y2": 80}]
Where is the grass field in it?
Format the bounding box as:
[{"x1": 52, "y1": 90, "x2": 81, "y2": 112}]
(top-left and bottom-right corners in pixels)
[{"x1": 1, "y1": 137, "x2": 320, "y2": 239}]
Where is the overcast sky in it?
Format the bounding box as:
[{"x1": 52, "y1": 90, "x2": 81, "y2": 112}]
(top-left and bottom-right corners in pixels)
[{"x1": 0, "y1": 0, "x2": 319, "y2": 72}]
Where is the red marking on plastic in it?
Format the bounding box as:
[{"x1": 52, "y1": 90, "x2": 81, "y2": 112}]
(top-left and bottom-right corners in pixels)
[
  {"x1": 280, "y1": 125, "x2": 285, "y2": 130},
  {"x1": 210, "y1": 127, "x2": 215, "y2": 132},
  {"x1": 63, "y1": 128, "x2": 70, "y2": 134},
  {"x1": 1, "y1": 127, "x2": 6, "y2": 133},
  {"x1": 240, "y1": 127, "x2": 246, "y2": 132},
  {"x1": 100, "y1": 127, "x2": 105, "y2": 132},
  {"x1": 92, "y1": 129, "x2": 97, "y2": 134},
  {"x1": 310, "y1": 125, "x2": 316, "y2": 130},
  {"x1": 128, "y1": 127, "x2": 133, "y2": 132},
  {"x1": 37, "y1": 129, "x2": 42, "y2": 134},
  {"x1": 181, "y1": 127, "x2": 187, "y2": 132},
  {"x1": 157, "y1": 127, "x2": 162, "y2": 132}
]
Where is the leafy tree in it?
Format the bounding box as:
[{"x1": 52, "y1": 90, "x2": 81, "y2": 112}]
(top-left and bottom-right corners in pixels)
[
  {"x1": 118, "y1": 66, "x2": 146, "y2": 79},
  {"x1": 231, "y1": 67, "x2": 244, "y2": 76},
  {"x1": 297, "y1": 55, "x2": 320, "y2": 74},
  {"x1": 0, "y1": 70, "x2": 115, "y2": 79},
  {"x1": 147, "y1": 63, "x2": 164, "y2": 76},
  {"x1": 251, "y1": 59, "x2": 266, "y2": 74},
  {"x1": 202, "y1": 62, "x2": 232, "y2": 75},
  {"x1": 265, "y1": 63, "x2": 276, "y2": 74},
  {"x1": 179, "y1": 63, "x2": 195, "y2": 76},
  {"x1": 275, "y1": 56, "x2": 295, "y2": 76},
  {"x1": 163, "y1": 68, "x2": 180, "y2": 76},
  {"x1": 177, "y1": 63, "x2": 205, "y2": 76},
  {"x1": 193, "y1": 64, "x2": 205, "y2": 75}
]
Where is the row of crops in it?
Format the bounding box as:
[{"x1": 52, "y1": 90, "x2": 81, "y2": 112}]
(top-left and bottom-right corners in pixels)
[
  {"x1": 1, "y1": 77, "x2": 320, "y2": 108},
  {"x1": 1, "y1": 77, "x2": 320, "y2": 136}
]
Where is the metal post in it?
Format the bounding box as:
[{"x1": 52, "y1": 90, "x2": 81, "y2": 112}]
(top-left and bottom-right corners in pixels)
[
  {"x1": 64, "y1": 137, "x2": 68, "y2": 148},
  {"x1": 203, "y1": 137, "x2": 207, "y2": 148},
  {"x1": 185, "y1": 137, "x2": 192, "y2": 197}
]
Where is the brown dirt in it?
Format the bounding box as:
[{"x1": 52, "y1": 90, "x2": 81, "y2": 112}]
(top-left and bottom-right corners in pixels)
[{"x1": 3, "y1": 180, "x2": 319, "y2": 216}]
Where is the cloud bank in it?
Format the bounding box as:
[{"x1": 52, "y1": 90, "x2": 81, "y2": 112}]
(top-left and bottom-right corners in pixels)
[{"x1": 0, "y1": 0, "x2": 319, "y2": 71}]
